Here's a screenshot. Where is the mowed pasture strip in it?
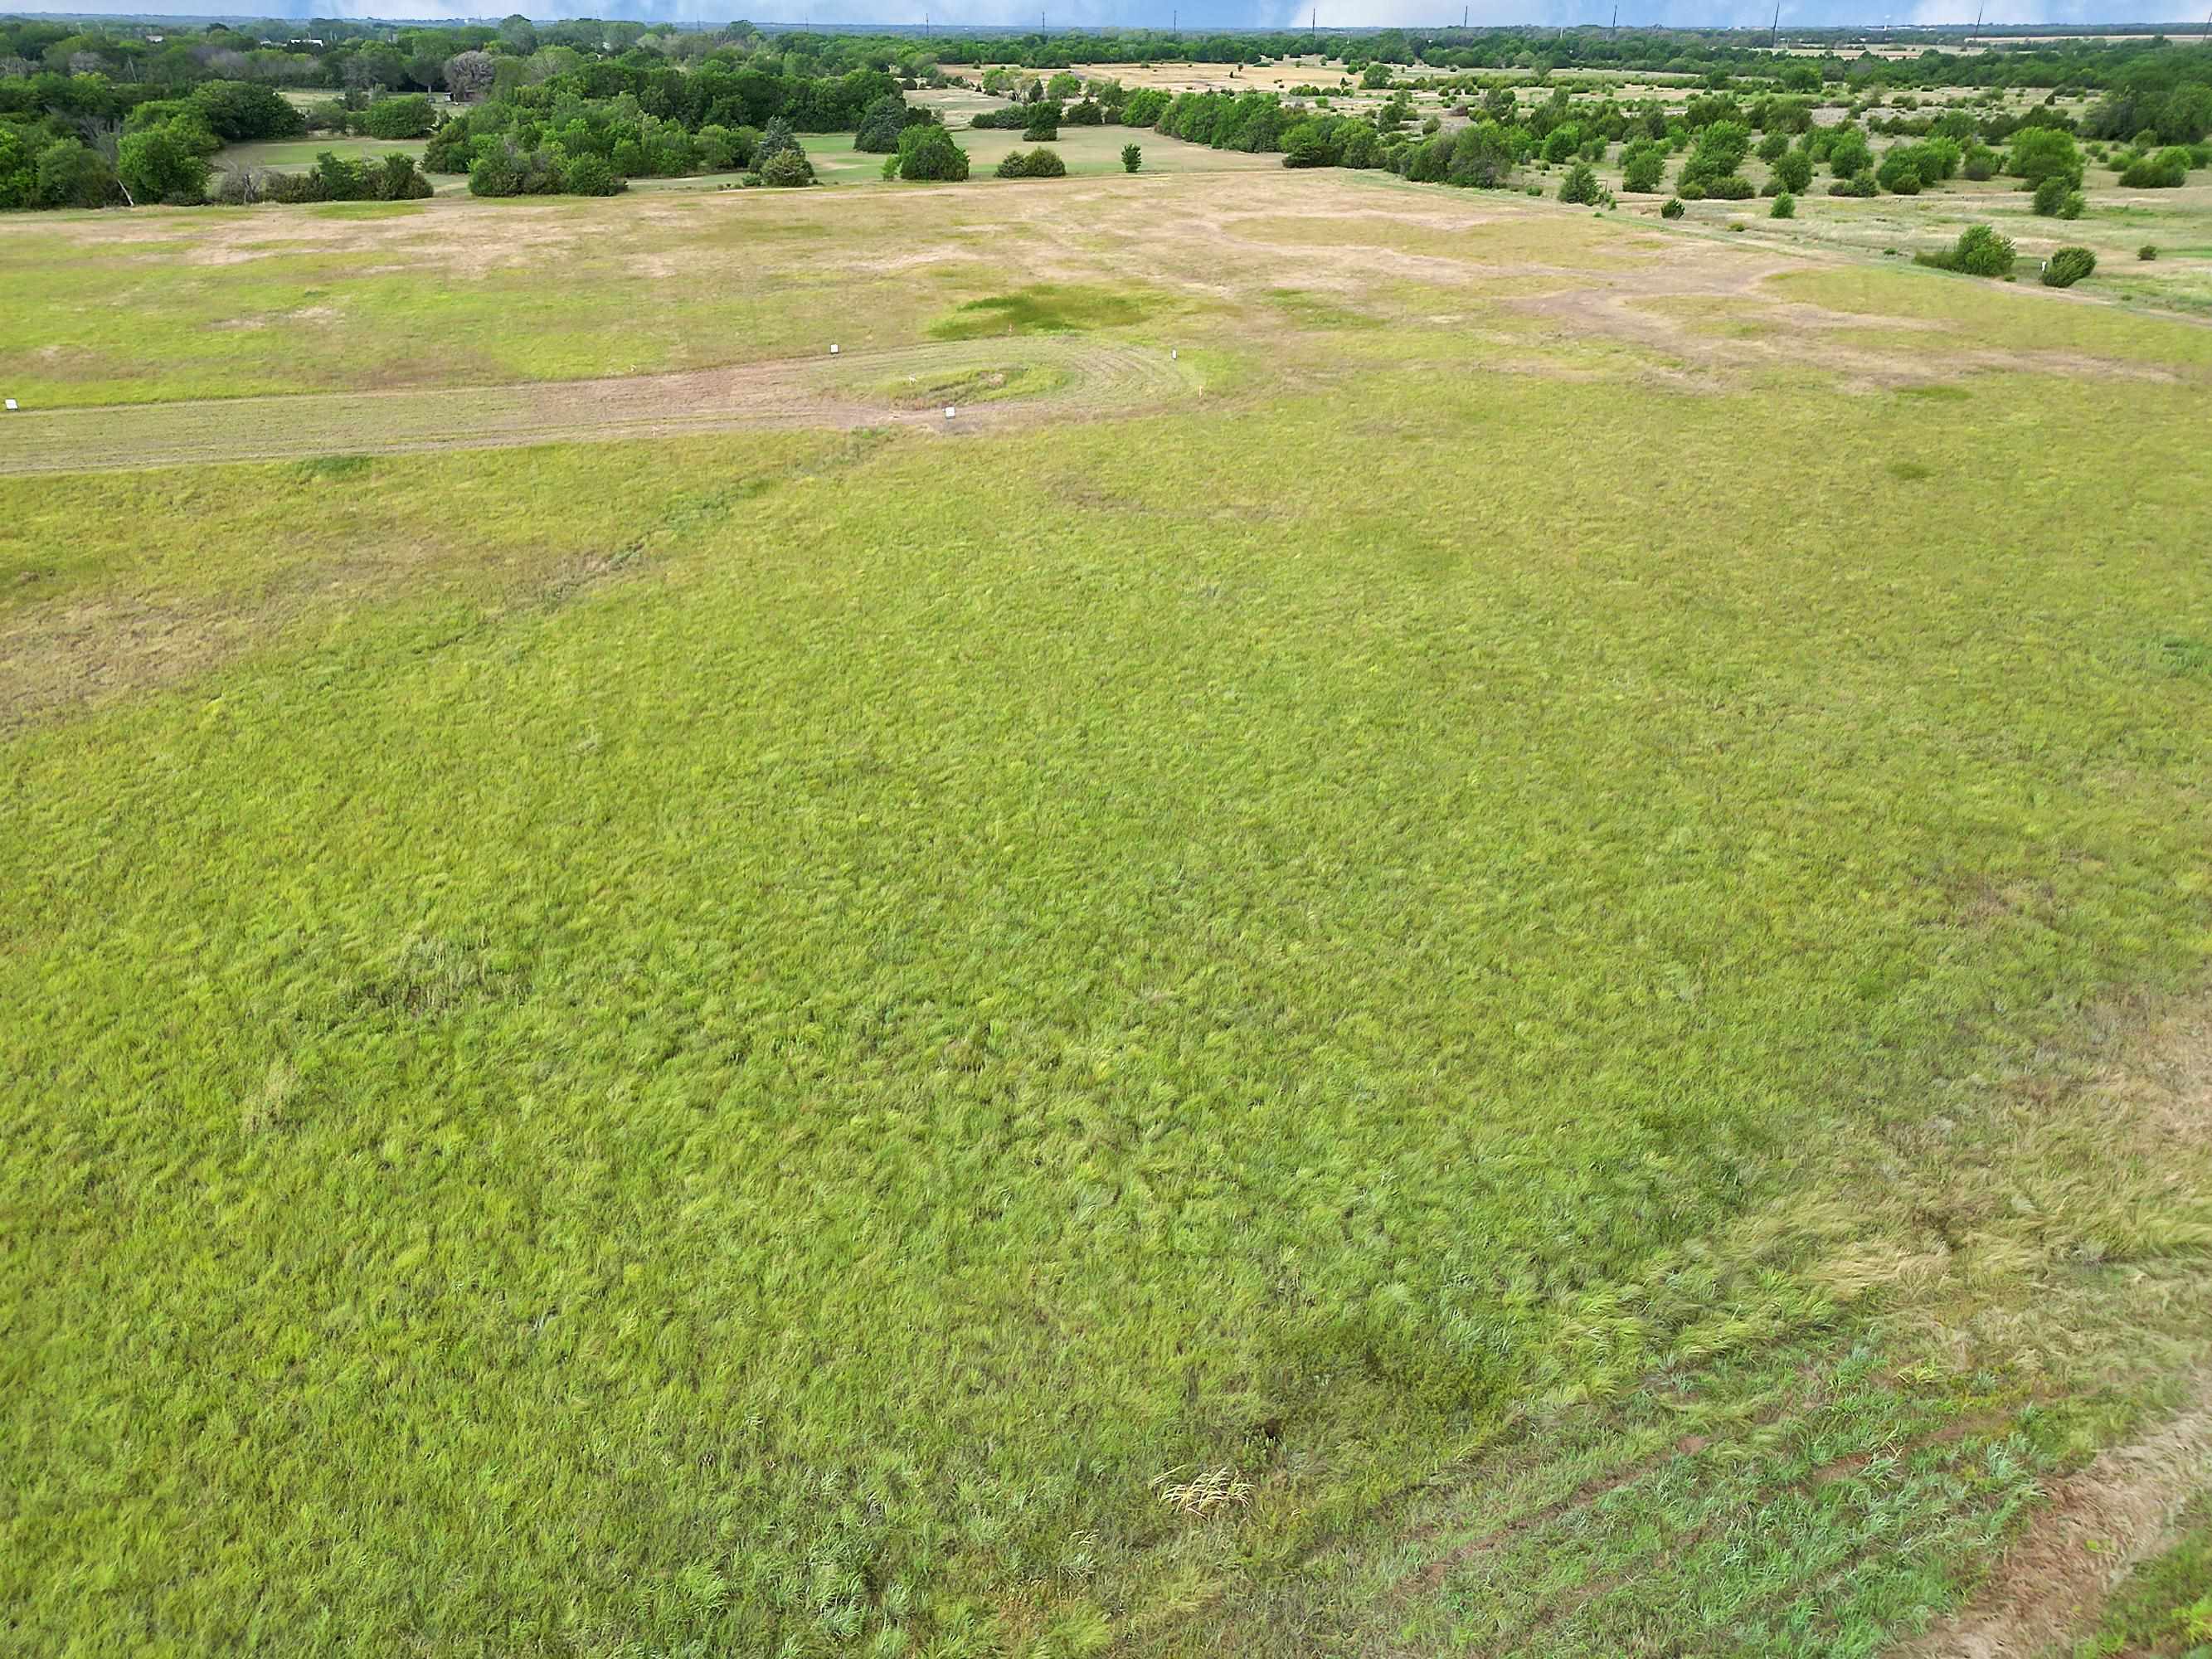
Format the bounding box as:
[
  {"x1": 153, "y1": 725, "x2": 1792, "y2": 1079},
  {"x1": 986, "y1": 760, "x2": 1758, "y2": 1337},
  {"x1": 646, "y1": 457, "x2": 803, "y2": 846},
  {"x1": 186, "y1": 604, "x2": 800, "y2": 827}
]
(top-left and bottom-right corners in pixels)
[{"x1": 0, "y1": 339, "x2": 1199, "y2": 474}]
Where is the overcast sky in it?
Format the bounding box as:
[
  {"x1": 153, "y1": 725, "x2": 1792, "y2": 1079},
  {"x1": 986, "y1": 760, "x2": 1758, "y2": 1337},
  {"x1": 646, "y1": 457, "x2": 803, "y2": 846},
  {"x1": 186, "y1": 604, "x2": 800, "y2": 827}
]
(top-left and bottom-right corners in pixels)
[{"x1": 30, "y1": 0, "x2": 2176, "y2": 34}]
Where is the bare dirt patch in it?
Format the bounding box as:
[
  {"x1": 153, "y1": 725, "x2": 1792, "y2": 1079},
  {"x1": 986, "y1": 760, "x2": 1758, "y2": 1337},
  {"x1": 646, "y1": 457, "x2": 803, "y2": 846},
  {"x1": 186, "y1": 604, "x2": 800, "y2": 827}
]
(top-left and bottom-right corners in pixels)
[{"x1": 1901, "y1": 1379, "x2": 2212, "y2": 1659}]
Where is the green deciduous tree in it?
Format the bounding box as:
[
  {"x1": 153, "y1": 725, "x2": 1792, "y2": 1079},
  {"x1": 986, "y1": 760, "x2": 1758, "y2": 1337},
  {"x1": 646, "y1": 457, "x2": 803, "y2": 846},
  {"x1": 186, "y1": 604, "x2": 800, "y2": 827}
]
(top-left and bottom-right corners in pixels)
[
  {"x1": 1875, "y1": 146, "x2": 1923, "y2": 194},
  {"x1": 853, "y1": 93, "x2": 909, "y2": 153},
  {"x1": 443, "y1": 51, "x2": 498, "y2": 103},
  {"x1": 1770, "y1": 148, "x2": 1812, "y2": 193},
  {"x1": 2009, "y1": 126, "x2": 2082, "y2": 189},
  {"x1": 117, "y1": 123, "x2": 209, "y2": 203},
  {"x1": 361, "y1": 95, "x2": 434, "y2": 139},
  {"x1": 2117, "y1": 145, "x2": 2190, "y2": 187},
  {"x1": 35, "y1": 139, "x2": 113, "y2": 207},
  {"x1": 0, "y1": 126, "x2": 34, "y2": 210},
  {"x1": 562, "y1": 151, "x2": 622, "y2": 195},
  {"x1": 892, "y1": 121, "x2": 966, "y2": 182},
  {"x1": 1558, "y1": 160, "x2": 1600, "y2": 204}
]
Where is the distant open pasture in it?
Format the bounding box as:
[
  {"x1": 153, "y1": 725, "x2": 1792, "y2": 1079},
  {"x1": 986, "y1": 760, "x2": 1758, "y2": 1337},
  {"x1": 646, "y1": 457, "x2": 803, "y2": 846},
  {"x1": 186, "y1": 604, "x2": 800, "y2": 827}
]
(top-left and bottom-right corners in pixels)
[
  {"x1": 800, "y1": 122, "x2": 1280, "y2": 182},
  {"x1": 215, "y1": 134, "x2": 432, "y2": 172}
]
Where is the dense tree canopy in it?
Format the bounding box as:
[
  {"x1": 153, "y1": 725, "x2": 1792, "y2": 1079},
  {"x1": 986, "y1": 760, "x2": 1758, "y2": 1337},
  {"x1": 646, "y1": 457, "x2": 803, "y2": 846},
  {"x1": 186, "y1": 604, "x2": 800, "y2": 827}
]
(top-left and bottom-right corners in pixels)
[{"x1": 6, "y1": 14, "x2": 2211, "y2": 212}]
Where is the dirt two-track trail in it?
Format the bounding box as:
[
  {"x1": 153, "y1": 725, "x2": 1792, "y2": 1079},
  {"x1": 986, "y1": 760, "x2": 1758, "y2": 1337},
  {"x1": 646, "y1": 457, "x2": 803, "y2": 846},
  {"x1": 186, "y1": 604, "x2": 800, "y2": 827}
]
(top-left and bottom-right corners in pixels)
[{"x1": 1, "y1": 338, "x2": 1199, "y2": 475}]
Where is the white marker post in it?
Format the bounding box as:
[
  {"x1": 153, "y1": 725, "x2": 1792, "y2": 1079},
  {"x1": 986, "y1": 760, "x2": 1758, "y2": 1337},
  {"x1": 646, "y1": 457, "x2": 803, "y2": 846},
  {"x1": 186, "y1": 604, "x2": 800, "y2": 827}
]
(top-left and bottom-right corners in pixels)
[
  {"x1": 829, "y1": 343, "x2": 839, "y2": 354},
  {"x1": 944, "y1": 405, "x2": 956, "y2": 421},
  {"x1": 2, "y1": 400, "x2": 15, "y2": 411}
]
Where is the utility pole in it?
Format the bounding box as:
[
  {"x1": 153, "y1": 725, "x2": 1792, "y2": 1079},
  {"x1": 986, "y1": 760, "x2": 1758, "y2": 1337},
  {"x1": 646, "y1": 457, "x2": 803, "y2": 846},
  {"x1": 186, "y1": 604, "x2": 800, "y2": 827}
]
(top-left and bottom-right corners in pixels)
[
  {"x1": 1769, "y1": 0, "x2": 1779, "y2": 47},
  {"x1": 1610, "y1": 2, "x2": 1617, "y2": 38}
]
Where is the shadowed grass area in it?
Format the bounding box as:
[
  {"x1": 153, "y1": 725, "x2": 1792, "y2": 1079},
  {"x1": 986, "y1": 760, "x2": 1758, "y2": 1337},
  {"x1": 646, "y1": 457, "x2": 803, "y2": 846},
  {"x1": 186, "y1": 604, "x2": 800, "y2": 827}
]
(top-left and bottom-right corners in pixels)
[{"x1": 929, "y1": 282, "x2": 1162, "y2": 338}]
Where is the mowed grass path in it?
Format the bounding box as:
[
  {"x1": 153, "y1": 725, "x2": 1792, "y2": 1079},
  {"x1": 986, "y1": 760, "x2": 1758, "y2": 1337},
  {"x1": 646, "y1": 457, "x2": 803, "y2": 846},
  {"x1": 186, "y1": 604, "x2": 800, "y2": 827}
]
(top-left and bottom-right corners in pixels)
[{"x1": 4, "y1": 183, "x2": 2212, "y2": 1656}]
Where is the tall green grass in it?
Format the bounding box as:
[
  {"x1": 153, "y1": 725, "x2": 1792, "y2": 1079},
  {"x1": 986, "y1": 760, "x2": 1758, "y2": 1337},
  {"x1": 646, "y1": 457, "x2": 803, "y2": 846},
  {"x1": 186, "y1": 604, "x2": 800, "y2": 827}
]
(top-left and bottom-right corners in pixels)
[{"x1": 4, "y1": 315, "x2": 2211, "y2": 1656}]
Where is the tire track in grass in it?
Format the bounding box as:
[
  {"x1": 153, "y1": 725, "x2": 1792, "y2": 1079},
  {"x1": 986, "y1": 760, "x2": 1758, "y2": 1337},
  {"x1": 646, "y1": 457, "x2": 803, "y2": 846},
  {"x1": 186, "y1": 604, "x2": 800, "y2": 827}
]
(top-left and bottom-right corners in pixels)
[
  {"x1": 0, "y1": 338, "x2": 1200, "y2": 476},
  {"x1": 1899, "y1": 1379, "x2": 2212, "y2": 1659}
]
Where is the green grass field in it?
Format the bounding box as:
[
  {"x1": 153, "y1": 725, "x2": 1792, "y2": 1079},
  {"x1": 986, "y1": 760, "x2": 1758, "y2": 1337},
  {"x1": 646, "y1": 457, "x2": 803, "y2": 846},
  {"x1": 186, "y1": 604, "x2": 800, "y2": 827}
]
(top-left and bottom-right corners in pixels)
[
  {"x1": 3, "y1": 166, "x2": 2210, "y2": 1657},
  {"x1": 799, "y1": 124, "x2": 1279, "y2": 183},
  {"x1": 216, "y1": 135, "x2": 432, "y2": 171}
]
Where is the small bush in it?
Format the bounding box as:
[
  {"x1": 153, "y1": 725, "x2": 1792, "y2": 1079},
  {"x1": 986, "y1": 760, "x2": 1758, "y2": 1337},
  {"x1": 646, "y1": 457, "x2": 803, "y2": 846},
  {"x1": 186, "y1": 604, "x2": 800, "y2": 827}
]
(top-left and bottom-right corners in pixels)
[
  {"x1": 853, "y1": 93, "x2": 914, "y2": 154},
  {"x1": 2138, "y1": 243, "x2": 2158, "y2": 260},
  {"x1": 1700, "y1": 173, "x2": 1755, "y2": 200},
  {"x1": 2117, "y1": 146, "x2": 2190, "y2": 187},
  {"x1": 1660, "y1": 196, "x2": 1685, "y2": 219},
  {"x1": 2030, "y1": 173, "x2": 2072, "y2": 215},
  {"x1": 760, "y1": 148, "x2": 814, "y2": 187},
  {"x1": 1557, "y1": 161, "x2": 1601, "y2": 205},
  {"x1": 995, "y1": 147, "x2": 1066, "y2": 178},
  {"x1": 2041, "y1": 246, "x2": 2096, "y2": 287},
  {"x1": 1875, "y1": 147, "x2": 1923, "y2": 194},
  {"x1": 1770, "y1": 191, "x2": 1796, "y2": 218},
  {"x1": 1121, "y1": 144, "x2": 1141, "y2": 173},
  {"x1": 1914, "y1": 221, "x2": 2015, "y2": 278},
  {"x1": 1828, "y1": 169, "x2": 1879, "y2": 197}
]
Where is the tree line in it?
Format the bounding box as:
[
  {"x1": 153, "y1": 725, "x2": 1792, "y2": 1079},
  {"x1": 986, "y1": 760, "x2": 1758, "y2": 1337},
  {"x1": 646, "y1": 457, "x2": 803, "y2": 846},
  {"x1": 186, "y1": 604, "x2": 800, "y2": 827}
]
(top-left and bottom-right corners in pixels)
[{"x1": 5, "y1": 13, "x2": 2208, "y2": 212}]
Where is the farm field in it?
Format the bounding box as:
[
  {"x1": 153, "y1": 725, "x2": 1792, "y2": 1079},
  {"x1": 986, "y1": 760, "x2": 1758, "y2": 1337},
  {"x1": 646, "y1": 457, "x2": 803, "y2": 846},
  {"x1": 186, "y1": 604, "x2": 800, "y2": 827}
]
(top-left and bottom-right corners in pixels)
[{"x1": 5, "y1": 158, "x2": 2212, "y2": 1659}]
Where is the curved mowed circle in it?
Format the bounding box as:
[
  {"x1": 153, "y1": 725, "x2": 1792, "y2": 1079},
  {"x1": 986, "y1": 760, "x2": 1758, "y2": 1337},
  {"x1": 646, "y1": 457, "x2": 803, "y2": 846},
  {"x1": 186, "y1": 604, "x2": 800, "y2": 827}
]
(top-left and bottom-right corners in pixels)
[{"x1": 1, "y1": 338, "x2": 1201, "y2": 475}]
